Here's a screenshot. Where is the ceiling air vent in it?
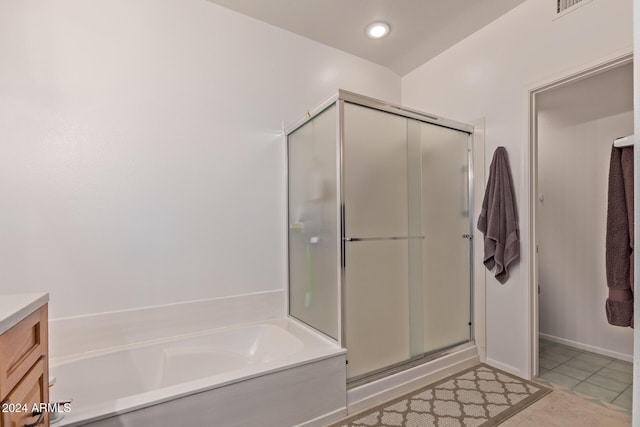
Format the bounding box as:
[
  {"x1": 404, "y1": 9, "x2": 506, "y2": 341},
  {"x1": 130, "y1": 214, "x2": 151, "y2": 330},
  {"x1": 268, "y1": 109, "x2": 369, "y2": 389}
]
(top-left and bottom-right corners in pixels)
[
  {"x1": 555, "y1": 0, "x2": 593, "y2": 18},
  {"x1": 557, "y1": 0, "x2": 584, "y2": 14}
]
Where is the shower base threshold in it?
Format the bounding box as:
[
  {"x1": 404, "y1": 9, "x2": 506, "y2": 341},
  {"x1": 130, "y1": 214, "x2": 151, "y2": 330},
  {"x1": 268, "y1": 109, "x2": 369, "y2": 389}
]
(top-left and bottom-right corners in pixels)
[
  {"x1": 347, "y1": 340, "x2": 473, "y2": 389},
  {"x1": 346, "y1": 343, "x2": 479, "y2": 415}
]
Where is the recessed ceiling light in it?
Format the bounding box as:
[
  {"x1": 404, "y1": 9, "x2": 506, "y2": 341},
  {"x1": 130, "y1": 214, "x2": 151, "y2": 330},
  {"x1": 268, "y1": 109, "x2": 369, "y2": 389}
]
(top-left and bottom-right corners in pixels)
[{"x1": 366, "y1": 22, "x2": 390, "y2": 39}]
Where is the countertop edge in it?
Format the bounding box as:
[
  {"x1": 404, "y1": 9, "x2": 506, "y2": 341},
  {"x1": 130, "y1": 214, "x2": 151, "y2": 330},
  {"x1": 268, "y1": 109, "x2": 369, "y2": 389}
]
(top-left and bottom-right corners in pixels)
[{"x1": 0, "y1": 293, "x2": 49, "y2": 335}]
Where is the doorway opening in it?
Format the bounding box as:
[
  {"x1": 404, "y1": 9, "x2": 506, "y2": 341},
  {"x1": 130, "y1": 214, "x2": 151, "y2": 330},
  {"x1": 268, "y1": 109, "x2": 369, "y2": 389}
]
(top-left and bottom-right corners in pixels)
[{"x1": 530, "y1": 54, "x2": 634, "y2": 410}]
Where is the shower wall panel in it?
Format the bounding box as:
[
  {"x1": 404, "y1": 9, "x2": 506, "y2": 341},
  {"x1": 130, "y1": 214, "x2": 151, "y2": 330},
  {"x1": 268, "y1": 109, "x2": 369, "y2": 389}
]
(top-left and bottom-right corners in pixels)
[{"x1": 288, "y1": 105, "x2": 339, "y2": 340}]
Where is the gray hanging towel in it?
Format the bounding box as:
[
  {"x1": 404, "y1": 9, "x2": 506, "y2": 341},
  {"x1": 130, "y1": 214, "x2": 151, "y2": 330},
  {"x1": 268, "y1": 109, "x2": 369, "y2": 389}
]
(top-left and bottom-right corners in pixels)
[
  {"x1": 605, "y1": 145, "x2": 634, "y2": 328},
  {"x1": 477, "y1": 146, "x2": 519, "y2": 284}
]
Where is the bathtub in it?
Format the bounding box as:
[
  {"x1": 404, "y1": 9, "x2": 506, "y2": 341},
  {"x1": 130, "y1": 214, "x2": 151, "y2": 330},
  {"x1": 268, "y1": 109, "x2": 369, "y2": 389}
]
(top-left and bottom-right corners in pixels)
[{"x1": 49, "y1": 318, "x2": 346, "y2": 427}]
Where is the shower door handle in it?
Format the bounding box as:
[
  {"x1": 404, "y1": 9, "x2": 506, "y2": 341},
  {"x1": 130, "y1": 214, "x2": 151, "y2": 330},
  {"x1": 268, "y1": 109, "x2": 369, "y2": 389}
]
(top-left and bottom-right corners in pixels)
[{"x1": 342, "y1": 236, "x2": 424, "y2": 241}]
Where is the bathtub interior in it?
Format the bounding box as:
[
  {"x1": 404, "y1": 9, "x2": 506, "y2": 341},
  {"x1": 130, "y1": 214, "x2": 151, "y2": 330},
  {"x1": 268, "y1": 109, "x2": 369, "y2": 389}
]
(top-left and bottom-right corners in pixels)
[
  {"x1": 160, "y1": 324, "x2": 305, "y2": 387},
  {"x1": 49, "y1": 317, "x2": 343, "y2": 425}
]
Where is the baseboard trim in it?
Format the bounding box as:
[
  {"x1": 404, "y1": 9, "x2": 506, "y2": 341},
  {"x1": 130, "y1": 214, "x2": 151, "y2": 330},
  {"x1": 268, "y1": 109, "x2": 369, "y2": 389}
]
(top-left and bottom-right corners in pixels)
[
  {"x1": 485, "y1": 358, "x2": 524, "y2": 378},
  {"x1": 539, "y1": 333, "x2": 633, "y2": 362},
  {"x1": 296, "y1": 407, "x2": 347, "y2": 427}
]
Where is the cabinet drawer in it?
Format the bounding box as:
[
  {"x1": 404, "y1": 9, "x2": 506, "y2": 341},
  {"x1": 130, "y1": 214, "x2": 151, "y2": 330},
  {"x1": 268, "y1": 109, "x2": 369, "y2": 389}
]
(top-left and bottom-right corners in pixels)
[
  {"x1": 1, "y1": 357, "x2": 48, "y2": 427},
  {"x1": 0, "y1": 306, "x2": 48, "y2": 400}
]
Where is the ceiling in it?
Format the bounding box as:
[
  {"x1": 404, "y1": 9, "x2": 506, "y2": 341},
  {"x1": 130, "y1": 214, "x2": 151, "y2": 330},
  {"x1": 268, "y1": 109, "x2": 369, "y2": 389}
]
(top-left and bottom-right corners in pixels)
[
  {"x1": 537, "y1": 63, "x2": 634, "y2": 125},
  {"x1": 207, "y1": 0, "x2": 527, "y2": 76}
]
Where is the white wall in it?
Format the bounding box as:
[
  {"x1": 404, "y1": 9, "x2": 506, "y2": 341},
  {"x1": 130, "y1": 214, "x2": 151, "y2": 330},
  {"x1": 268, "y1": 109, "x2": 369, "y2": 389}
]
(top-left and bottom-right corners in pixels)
[
  {"x1": 0, "y1": 0, "x2": 400, "y2": 319},
  {"x1": 402, "y1": 0, "x2": 633, "y2": 376},
  {"x1": 537, "y1": 65, "x2": 633, "y2": 359}
]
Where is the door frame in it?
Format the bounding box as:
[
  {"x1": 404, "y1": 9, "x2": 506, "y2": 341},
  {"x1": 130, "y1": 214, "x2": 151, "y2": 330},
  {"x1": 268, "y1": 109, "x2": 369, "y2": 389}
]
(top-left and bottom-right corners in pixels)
[{"x1": 526, "y1": 52, "x2": 633, "y2": 378}]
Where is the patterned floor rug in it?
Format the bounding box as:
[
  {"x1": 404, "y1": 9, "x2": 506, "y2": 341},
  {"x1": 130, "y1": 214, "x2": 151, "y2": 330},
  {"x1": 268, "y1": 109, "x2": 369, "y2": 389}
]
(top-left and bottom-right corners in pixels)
[{"x1": 332, "y1": 364, "x2": 551, "y2": 427}]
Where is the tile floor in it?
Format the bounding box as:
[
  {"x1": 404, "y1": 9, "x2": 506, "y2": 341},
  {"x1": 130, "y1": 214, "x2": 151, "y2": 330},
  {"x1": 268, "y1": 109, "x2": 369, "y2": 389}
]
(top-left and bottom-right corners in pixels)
[{"x1": 537, "y1": 339, "x2": 632, "y2": 411}]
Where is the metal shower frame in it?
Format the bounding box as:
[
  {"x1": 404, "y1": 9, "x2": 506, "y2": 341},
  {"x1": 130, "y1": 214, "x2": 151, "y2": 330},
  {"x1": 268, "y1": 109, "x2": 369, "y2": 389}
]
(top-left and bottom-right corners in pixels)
[{"x1": 285, "y1": 89, "x2": 476, "y2": 382}]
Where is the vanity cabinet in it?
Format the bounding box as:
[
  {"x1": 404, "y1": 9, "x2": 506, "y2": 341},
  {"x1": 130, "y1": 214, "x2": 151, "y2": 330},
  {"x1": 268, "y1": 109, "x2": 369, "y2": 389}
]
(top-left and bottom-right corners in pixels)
[{"x1": 0, "y1": 304, "x2": 49, "y2": 427}]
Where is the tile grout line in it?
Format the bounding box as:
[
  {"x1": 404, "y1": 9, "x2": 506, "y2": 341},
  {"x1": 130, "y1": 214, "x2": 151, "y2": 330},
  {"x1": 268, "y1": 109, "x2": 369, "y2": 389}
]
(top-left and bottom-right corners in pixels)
[
  {"x1": 600, "y1": 359, "x2": 632, "y2": 402},
  {"x1": 539, "y1": 342, "x2": 632, "y2": 406}
]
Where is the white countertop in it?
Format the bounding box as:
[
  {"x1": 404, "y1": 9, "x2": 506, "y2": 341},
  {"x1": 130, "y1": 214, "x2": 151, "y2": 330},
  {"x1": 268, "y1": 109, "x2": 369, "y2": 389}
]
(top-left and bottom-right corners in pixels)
[{"x1": 0, "y1": 293, "x2": 49, "y2": 335}]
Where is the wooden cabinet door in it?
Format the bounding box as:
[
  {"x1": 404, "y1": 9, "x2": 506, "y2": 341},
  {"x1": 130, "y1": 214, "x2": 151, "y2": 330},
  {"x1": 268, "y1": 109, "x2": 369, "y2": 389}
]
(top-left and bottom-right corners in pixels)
[
  {"x1": 0, "y1": 306, "x2": 48, "y2": 400},
  {"x1": 1, "y1": 358, "x2": 49, "y2": 427}
]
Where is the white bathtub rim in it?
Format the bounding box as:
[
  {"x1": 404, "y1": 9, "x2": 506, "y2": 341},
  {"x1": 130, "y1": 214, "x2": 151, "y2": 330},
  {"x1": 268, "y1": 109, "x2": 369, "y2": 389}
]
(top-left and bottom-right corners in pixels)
[
  {"x1": 53, "y1": 318, "x2": 345, "y2": 427},
  {"x1": 286, "y1": 315, "x2": 340, "y2": 346},
  {"x1": 50, "y1": 316, "x2": 339, "y2": 366}
]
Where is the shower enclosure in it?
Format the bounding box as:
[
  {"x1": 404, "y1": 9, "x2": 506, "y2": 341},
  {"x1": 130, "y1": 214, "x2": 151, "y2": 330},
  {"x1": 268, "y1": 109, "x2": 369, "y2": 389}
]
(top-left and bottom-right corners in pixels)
[{"x1": 286, "y1": 90, "x2": 474, "y2": 383}]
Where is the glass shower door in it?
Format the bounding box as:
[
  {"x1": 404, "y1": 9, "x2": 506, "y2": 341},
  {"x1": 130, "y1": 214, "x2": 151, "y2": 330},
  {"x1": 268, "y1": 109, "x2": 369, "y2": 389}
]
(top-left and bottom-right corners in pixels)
[
  {"x1": 343, "y1": 103, "x2": 424, "y2": 379},
  {"x1": 286, "y1": 91, "x2": 473, "y2": 385},
  {"x1": 343, "y1": 104, "x2": 471, "y2": 381},
  {"x1": 417, "y1": 121, "x2": 471, "y2": 354}
]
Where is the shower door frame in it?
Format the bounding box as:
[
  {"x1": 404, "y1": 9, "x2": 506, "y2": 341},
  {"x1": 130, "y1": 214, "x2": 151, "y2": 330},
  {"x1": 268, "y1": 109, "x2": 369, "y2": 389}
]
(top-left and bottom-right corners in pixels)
[{"x1": 285, "y1": 89, "x2": 476, "y2": 383}]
